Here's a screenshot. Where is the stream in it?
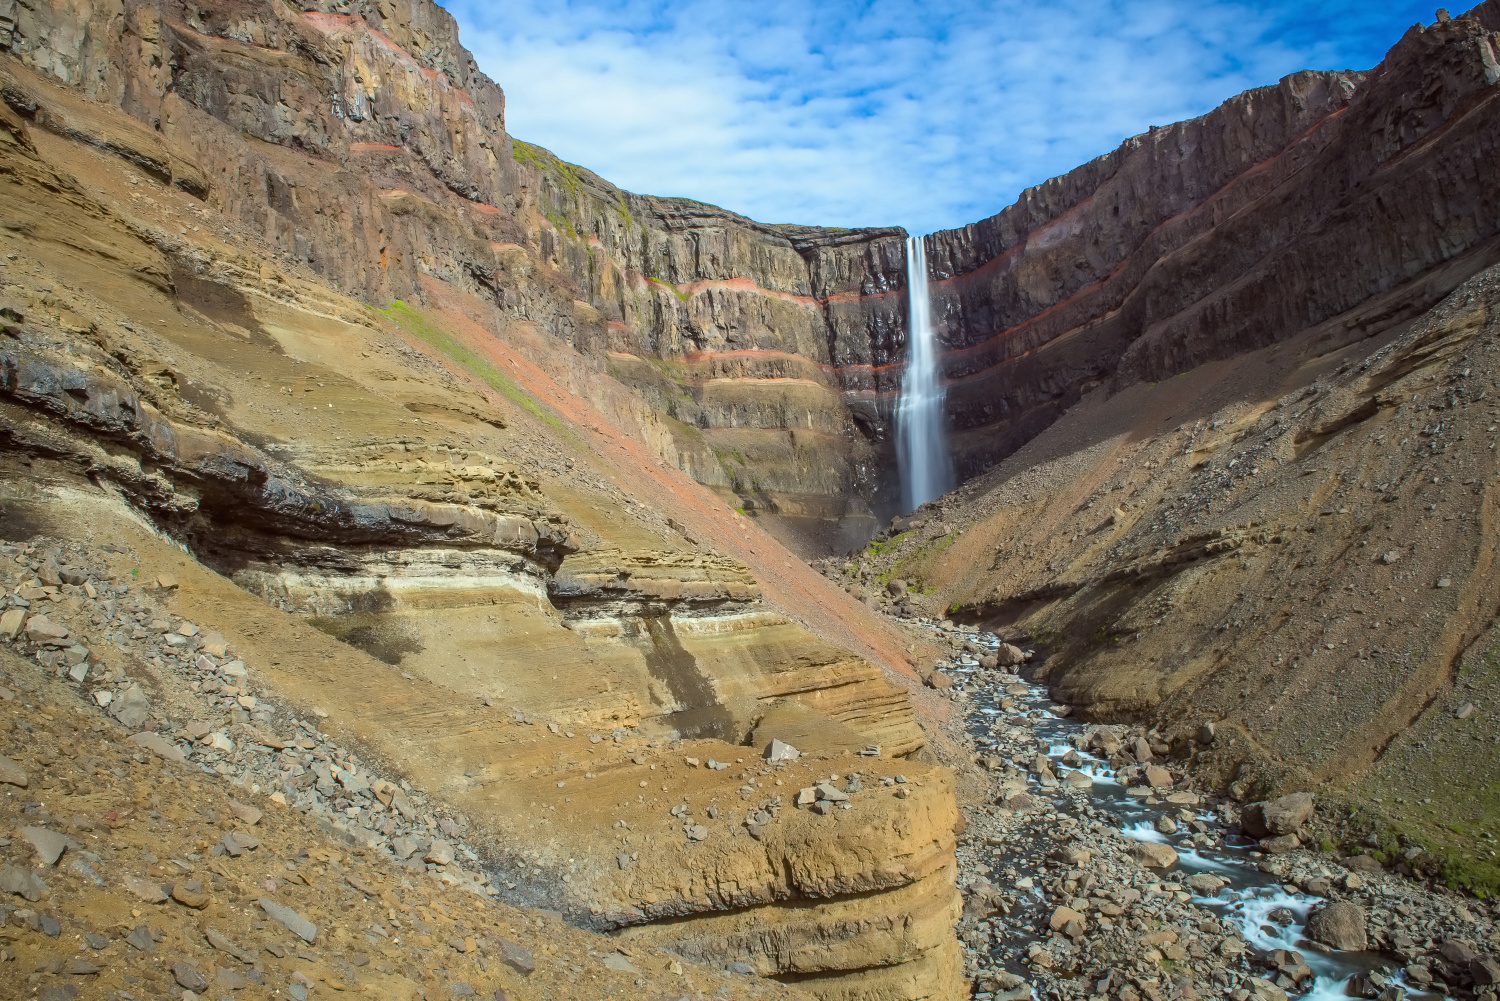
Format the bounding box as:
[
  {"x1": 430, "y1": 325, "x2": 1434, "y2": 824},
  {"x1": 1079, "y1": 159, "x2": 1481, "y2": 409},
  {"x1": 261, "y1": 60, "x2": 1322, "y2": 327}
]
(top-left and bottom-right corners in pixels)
[{"x1": 935, "y1": 624, "x2": 1425, "y2": 1001}]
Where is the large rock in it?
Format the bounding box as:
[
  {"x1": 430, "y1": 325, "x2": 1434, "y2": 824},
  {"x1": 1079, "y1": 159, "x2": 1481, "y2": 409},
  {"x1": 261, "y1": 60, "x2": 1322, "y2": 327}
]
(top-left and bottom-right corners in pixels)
[
  {"x1": 1127, "y1": 842, "x2": 1179, "y2": 869},
  {"x1": 1304, "y1": 901, "x2": 1367, "y2": 951},
  {"x1": 1240, "y1": 792, "x2": 1315, "y2": 839}
]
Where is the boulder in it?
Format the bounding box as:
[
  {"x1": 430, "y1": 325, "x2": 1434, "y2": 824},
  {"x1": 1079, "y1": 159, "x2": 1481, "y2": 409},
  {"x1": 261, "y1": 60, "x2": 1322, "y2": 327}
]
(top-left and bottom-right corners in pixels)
[
  {"x1": 1304, "y1": 901, "x2": 1367, "y2": 951},
  {"x1": 1144, "y1": 764, "x2": 1173, "y2": 788},
  {"x1": 1259, "y1": 834, "x2": 1301, "y2": 854},
  {"x1": 1127, "y1": 841, "x2": 1179, "y2": 869},
  {"x1": 24, "y1": 614, "x2": 70, "y2": 645},
  {"x1": 1240, "y1": 792, "x2": 1314, "y2": 838},
  {"x1": 1048, "y1": 905, "x2": 1087, "y2": 937},
  {"x1": 995, "y1": 643, "x2": 1026, "y2": 667}
]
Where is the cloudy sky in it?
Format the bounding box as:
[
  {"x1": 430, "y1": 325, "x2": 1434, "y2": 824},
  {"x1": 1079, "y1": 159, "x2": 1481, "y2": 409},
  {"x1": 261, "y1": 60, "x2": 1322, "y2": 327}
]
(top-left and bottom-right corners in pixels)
[{"x1": 442, "y1": 0, "x2": 1434, "y2": 236}]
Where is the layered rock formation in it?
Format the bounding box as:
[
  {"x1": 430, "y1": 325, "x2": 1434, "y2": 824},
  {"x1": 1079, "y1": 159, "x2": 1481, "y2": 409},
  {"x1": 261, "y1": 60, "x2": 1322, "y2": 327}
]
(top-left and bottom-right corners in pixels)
[
  {"x1": 2, "y1": 0, "x2": 918, "y2": 555},
  {"x1": 0, "y1": 6, "x2": 958, "y2": 997},
  {"x1": 923, "y1": 5, "x2": 1500, "y2": 482}
]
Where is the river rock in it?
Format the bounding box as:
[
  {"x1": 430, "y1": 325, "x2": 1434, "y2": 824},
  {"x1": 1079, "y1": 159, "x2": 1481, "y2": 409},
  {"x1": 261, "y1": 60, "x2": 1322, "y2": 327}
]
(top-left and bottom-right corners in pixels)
[
  {"x1": 1128, "y1": 842, "x2": 1179, "y2": 869},
  {"x1": 1260, "y1": 834, "x2": 1301, "y2": 854},
  {"x1": 1304, "y1": 901, "x2": 1367, "y2": 951}
]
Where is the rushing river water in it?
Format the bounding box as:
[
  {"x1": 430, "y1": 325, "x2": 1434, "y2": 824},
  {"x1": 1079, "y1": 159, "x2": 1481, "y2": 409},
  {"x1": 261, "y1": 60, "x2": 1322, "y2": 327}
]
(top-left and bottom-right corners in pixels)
[{"x1": 943, "y1": 627, "x2": 1424, "y2": 1001}]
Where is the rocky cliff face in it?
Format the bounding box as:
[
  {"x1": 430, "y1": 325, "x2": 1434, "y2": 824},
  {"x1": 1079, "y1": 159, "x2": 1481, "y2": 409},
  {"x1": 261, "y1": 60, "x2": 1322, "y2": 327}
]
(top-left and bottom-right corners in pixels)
[
  {"x1": 923, "y1": 5, "x2": 1500, "y2": 483},
  {"x1": 0, "y1": 3, "x2": 960, "y2": 998},
  {"x1": 2, "y1": 0, "x2": 915, "y2": 556}
]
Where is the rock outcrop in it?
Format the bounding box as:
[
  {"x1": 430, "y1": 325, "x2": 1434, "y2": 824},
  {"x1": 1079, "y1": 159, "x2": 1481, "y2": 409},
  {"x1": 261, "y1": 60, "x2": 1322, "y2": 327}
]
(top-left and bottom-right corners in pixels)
[{"x1": 923, "y1": 5, "x2": 1500, "y2": 482}]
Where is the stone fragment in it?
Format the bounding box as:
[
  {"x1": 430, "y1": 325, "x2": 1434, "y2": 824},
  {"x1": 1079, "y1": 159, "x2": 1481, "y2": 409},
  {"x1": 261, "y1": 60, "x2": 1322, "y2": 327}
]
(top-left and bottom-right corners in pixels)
[
  {"x1": 124, "y1": 875, "x2": 168, "y2": 903},
  {"x1": 763, "y1": 739, "x2": 799, "y2": 762},
  {"x1": 130, "y1": 731, "x2": 185, "y2": 763},
  {"x1": 216, "y1": 968, "x2": 249, "y2": 991},
  {"x1": 1145, "y1": 764, "x2": 1173, "y2": 788},
  {"x1": 686, "y1": 824, "x2": 708, "y2": 841},
  {"x1": 996, "y1": 643, "x2": 1026, "y2": 667},
  {"x1": 259, "y1": 898, "x2": 319, "y2": 943},
  {"x1": 1260, "y1": 834, "x2": 1301, "y2": 854},
  {"x1": 1062, "y1": 769, "x2": 1092, "y2": 788},
  {"x1": 173, "y1": 963, "x2": 209, "y2": 992},
  {"x1": 0, "y1": 863, "x2": 46, "y2": 901},
  {"x1": 1049, "y1": 905, "x2": 1087, "y2": 934},
  {"x1": 110, "y1": 683, "x2": 150, "y2": 729},
  {"x1": 425, "y1": 840, "x2": 455, "y2": 865},
  {"x1": 172, "y1": 880, "x2": 210, "y2": 909},
  {"x1": 0, "y1": 607, "x2": 23, "y2": 638},
  {"x1": 125, "y1": 925, "x2": 156, "y2": 951},
  {"x1": 795, "y1": 786, "x2": 817, "y2": 806},
  {"x1": 602, "y1": 954, "x2": 638, "y2": 973},
  {"x1": 1305, "y1": 901, "x2": 1367, "y2": 951},
  {"x1": 24, "y1": 614, "x2": 69, "y2": 644},
  {"x1": 229, "y1": 800, "x2": 263, "y2": 826},
  {"x1": 206, "y1": 926, "x2": 256, "y2": 964},
  {"x1": 1455, "y1": 702, "x2": 1475, "y2": 720},
  {"x1": 1470, "y1": 958, "x2": 1500, "y2": 986},
  {"x1": 814, "y1": 782, "x2": 849, "y2": 802},
  {"x1": 497, "y1": 939, "x2": 535, "y2": 976},
  {"x1": 64, "y1": 958, "x2": 99, "y2": 975},
  {"x1": 1197, "y1": 720, "x2": 1216, "y2": 743},
  {"x1": 21, "y1": 826, "x2": 68, "y2": 866},
  {"x1": 201, "y1": 631, "x2": 229, "y2": 657},
  {"x1": 0, "y1": 754, "x2": 27, "y2": 787},
  {"x1": 1187, "y1": 873, "x2": 1226, "y2": 895},
  {"x1": 1248, "y1": 977, "x2": 1288, "y2": 1001},
  {"x1": 1127, "y1": 842, "x2": 1179, "y2": 869}
]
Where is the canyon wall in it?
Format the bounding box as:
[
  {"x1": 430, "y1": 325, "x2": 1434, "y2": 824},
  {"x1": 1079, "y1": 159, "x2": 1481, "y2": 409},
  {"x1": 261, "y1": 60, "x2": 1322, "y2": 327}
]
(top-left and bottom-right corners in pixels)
[
  {"x1": 3, "y1": 0, "x2": 915, "y2": 555},
  {"x1": 0, "y1": 1, "x2": 960, "y2": 997},
  {"x1": 922, "y1": 4, "x2": 1500, "y2": 483}
]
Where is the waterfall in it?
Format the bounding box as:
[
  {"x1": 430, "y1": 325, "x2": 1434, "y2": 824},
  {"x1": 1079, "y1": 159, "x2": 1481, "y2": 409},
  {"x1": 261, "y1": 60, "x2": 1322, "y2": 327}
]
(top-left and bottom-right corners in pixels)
[{"x1": 896, "y1": 235, "x2": 954, "y2": 513}]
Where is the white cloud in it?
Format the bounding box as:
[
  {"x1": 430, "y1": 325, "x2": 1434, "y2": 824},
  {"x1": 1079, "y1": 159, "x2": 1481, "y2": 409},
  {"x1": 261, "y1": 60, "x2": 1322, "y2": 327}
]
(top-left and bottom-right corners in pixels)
[{"x1": 440, "y1": 0, "x2": 1432, "y2": 235}]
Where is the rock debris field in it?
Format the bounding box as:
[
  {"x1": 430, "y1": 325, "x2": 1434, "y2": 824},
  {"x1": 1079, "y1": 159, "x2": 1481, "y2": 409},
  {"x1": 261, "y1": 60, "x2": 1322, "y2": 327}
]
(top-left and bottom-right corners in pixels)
[
  {"x1": 0, "y1": 534, "x2": 803, "y2": 1001},
  {"x1": 916, "y1": 620, "x2": 1500, "y2": 1001}
]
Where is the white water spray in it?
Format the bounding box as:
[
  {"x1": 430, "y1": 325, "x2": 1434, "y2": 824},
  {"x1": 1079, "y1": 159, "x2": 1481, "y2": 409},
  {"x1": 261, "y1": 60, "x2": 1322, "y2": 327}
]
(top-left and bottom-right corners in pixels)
[{"x1": 896, "y1": 236, "x2": 954, "y2": 512}]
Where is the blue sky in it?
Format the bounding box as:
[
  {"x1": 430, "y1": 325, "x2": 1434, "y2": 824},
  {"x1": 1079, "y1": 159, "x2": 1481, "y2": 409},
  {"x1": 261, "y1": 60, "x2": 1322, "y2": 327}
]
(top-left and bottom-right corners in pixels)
[{"x1": 441, "y1": 0, "x2": 1436, "y2": 236}]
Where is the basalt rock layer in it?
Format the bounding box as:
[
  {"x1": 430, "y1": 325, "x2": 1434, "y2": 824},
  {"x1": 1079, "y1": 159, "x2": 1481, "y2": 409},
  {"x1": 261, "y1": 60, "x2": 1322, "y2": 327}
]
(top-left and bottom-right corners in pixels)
[{"x1": 923, "y1": 5, "x2": 1500, "y2": 483}]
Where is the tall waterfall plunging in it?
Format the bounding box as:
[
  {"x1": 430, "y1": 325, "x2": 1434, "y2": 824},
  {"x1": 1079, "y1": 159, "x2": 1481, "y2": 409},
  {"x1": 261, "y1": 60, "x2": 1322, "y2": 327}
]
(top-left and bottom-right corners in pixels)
[{"x1": 896, "y1": 236, "x2": 954, "y2": 513}]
